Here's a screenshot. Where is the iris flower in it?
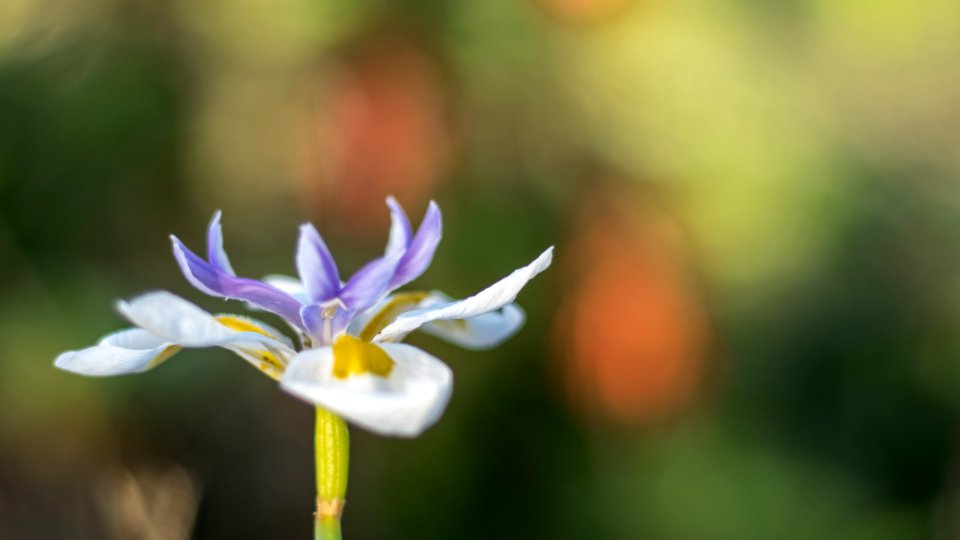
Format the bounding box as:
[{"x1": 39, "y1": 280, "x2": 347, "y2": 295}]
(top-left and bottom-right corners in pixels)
[
  {"x1": 55, "y1": 198, "x2": 551, "y2": 538},
  {"x1": 57, "y1": 198, "x2": 551, "y2": 435}
]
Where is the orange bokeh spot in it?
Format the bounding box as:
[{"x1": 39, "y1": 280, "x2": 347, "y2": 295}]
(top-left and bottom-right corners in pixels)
[
  {"x1": 556, "y1": 190, "x2": 710, "y2": 426},
  {"x1": 530, "y1": 0, "x2": 636, "y2": 26},
  {"x1": 298, "y1": 33, "x2": 454, "y2": 236}
]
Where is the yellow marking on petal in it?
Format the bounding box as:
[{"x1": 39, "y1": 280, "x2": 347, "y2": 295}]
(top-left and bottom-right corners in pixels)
[
  {"x1": 429, "y1": 319, "x2": 470, "y2": 333},
  {"x1": 331, "y1": 334, "x2": 394, "y2": 380},
  {"x1": 255, "y1": 360, "x2": 283, "y2": 380},
  {"x1": 146, "y1": 345, "x2": 182, "y2": 369},
  {"x1": 217, "y1": 316, "x2": 274, "y2": 337},
  {"x1": 254, "y1": 351, "x2": 285, "y2": 373},
  {"x1": 217, "y1": 315, "x2": 286, "y2": 373},
  {"x1": 230, "y1": 348, "x2": 286, "y2": 380},
  {"x1": 359, "y1": 292, "x2": 430, "y2": 342}
]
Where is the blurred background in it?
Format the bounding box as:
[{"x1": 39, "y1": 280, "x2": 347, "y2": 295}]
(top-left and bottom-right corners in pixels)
[{"x1": 2, "y1": 0, "x2": 960, "y2": 538}]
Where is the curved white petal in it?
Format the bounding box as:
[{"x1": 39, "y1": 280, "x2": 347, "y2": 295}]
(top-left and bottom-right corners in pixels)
[
  {"x1": 418, "y1": 293, "x2": 526, "y2": 350},
  {"x1": 55, "y1": 328, "x2": 179, "y2": 376},
  {"x1": 213, "y1": 313, "x2": 298, "y2": 378},
  {"x1": 99, "y1": 327, "x2": 170, "y2": 349},
  {"x1": 117, "y1": 291, "x2": 290, "y2": 351},
  {"x1": 222, "y1": 345, "x2": 289, "y2": 380},
  {"x1": 57, "y1": 295, "x2": 296, "y2": 379},
  {"x1": 213, "y1": 313, "x2": 294, "y2": 349},
  {"x1": 280, "y1": 343, "x2": 453, "y2": 437},
  {"x1": 374, "y1": 247, "x2": 552, "y2": 342}
]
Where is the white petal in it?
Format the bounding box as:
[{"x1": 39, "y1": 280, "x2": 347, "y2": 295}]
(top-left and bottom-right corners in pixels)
[
  {"x1": 374, "y1": 247, "x2": 552, "y2": 342},
  {"x1": 99, "y1": 327, "x2": 169, "y2": 349},
  {"x1": 55, "y1": 328, "x2": 178, "y2": 376},
  {"x1": 117, "y1": 291, "x2": 290, "y2": 351},
  {"x1": 222, "y1": 345, "x2": 289, "y2": 380},
  {"x1": 57, "y1": 296, "x2": 296, "y2": 379},
  {"x1": 280, "y1": 344, "x2": 453, "y2": 437},
  {"x1": 416, "y1": 293, "x2": 526, "y2": 350},
  {"x1": 214, "y1": 313, "x2": 298, "y2": 378},
  {"x1": 213, "y1": 313, "x2": 294, "y2": 349}
]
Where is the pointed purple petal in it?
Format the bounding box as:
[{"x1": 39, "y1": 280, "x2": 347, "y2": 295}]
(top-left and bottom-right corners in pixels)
[
  {"x1": 296, "y1": 223, "x2": 341, "y2": 303},
  {"x1": 206, "y1": 211, "x2": 236, "y2": 275},
  {"x1": 172, "y1": 235, "x2": 222, "y2": 297},
  {"x1": 218, "y1": 279, "x2": 306, "y2": 328},
  {"x1": 385, "y1": 196, "x2": 412, "y2": 257},
  {"x1": 300, "y1": 304, "x2": 323, "y2": 341},
  {"x1": 388, "y1": 200, "x2": 442, "y2": 289},
  {"x1": 172, "y1": 236, "x2": 305, "y2": 328},
  {"x1": 339, "y1": 252, "x2": 404, "y2": 312}
]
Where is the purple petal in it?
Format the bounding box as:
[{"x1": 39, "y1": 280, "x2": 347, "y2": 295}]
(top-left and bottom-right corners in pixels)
[
  {"x1": 172, "y1": 236, "x2": 304, "y2": 327},
  {"x1": 206, "y1": 211, "x2": 235, "y2": 275},
  {"x1": 299, "y1": 304, "x2": 324, "y2": 341},
  {"x1": 385, "y1": 196, "x2": 412, "y2": 257},
  {"x1": 339, "y1": 252, "x2": 404, "y2": 312},
  {"x1": 296, "y1": 224, "x2": 341, "y2": 303},
  {"x1": 388, "y1": 200, "x2": 442, "y2": 289}
]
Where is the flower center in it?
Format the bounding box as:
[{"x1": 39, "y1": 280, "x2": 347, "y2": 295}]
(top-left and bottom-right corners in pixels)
[
  {"x1": 320, "y1": 303, "x2": 339, "y2": 345},
  {"x1": 331, "y1": 334, "x2": 394, "y2": 379}
]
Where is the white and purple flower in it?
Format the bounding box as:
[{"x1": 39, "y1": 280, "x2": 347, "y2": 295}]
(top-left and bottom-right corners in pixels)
[{"x1": 55, "y1": 198, "x2": 552, "y2": 437}]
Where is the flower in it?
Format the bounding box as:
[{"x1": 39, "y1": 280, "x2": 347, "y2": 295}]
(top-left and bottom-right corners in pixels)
[{"x1": 55, "y1": 198, "x2": 552, "y2": 437}]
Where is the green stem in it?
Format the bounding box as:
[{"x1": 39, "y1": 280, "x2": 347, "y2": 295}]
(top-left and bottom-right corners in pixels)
[
  {"x1": 314, "y1": 406, "x2": 349, "y2": 540},
  {"x1": 315, "y1": 517, "x2": 342, "y2": 540}
]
